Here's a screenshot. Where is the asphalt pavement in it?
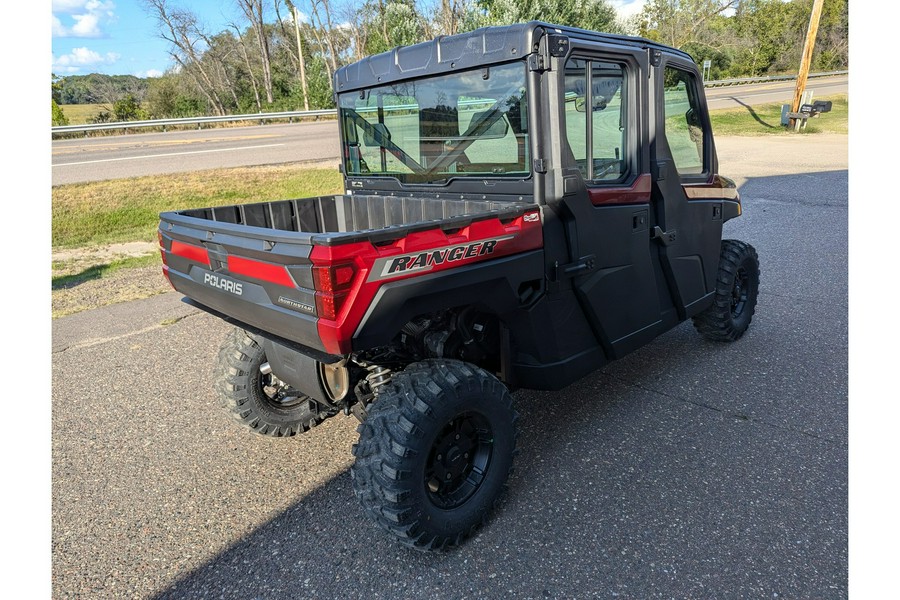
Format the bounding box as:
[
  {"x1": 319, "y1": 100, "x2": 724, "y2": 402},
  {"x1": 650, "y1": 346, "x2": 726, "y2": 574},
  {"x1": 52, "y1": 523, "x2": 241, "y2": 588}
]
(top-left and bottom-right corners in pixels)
[{"x1": 51, "y1": 134, "x2": 848, "y2": 598}]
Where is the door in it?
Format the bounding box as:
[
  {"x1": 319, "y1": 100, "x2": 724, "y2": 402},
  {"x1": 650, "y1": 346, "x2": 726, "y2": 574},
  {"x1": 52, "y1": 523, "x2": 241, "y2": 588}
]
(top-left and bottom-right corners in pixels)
[
  {"x1": 556, "y1": 48, "x2": 670, "y2": 359},
  {"x1": 650, "y1": 57, "x2": 725, "y2": 317}
]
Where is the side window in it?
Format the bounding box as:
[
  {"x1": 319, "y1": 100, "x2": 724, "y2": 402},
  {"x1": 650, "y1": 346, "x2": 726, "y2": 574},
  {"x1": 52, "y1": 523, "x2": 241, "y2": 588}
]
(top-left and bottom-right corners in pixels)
[
  {"x1": 663, "y1": 67, "x2": 705, "y2": 175},
  {"x1": 563, "y1": 58, "x2": 588, "y2": 177},
  {"x1": 563, "y1": 57, "x2": 628, "y2": 183},
  {"x1": 590, "y1": 62, "x2": 626, "y2": 181}
]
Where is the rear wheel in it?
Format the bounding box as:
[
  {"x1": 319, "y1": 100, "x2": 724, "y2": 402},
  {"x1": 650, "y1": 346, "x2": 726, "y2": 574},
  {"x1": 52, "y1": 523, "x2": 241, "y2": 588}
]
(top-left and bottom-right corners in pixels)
[
  {"x1": 692, "y1": 239, "x2": 760, "y2": 342},
  {"x1": 351, "y1": 360, "x2": 517, "y2": 550},
  {"x1": 215, "y1": 328, "x2": 330, "y2": 437}
]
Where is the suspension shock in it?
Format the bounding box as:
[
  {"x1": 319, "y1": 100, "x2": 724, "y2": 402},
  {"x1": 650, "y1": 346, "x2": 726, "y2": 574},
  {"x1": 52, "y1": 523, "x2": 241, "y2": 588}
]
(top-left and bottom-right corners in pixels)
[
  {"x1": 346, "y1": 359, "x2": 394, "y2": 422},
  {"x1": 365, "y1": 365, "x2": 393, "y2": 392}
]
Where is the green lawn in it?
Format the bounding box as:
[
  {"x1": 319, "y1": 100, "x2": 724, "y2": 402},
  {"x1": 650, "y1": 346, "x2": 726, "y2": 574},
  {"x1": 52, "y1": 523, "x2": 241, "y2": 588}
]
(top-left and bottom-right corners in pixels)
[
  {"x1": 709, "y1": 94, "x2": 848, "y2": 136},
  {"x1": 52, "y1": 164, "x2": 343, "y2": 248}
]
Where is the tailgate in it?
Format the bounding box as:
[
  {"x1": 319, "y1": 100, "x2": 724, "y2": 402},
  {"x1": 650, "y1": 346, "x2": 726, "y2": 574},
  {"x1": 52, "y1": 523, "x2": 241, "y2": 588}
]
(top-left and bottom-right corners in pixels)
[{"x1": 158, "y1": 216, "x2": 327, "y2": 354}]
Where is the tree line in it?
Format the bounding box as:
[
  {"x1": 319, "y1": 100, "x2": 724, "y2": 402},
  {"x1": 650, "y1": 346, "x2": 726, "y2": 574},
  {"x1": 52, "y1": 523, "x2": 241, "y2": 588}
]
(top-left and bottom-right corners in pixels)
[{"x1": 52, "y1": 0, "x2": 847, "y2": 125}]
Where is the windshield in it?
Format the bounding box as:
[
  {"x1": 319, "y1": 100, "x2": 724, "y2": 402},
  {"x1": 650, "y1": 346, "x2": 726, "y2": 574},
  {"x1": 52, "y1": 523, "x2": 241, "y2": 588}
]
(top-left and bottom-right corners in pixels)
[{"x1": 338, "y1": 62, "x2": 529, "y2": 184}]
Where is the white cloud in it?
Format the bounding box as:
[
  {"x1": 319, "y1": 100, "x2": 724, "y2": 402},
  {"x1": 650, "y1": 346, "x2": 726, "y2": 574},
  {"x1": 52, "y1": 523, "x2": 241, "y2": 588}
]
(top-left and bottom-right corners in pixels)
[
  {"x1": 52, "y1": 15, "x2": 68, "y2": 37},
  {"x1": 136, "y1": 69, "x2": 164, "y2": 78},
  {"x1": 610, "y1": 0, "x2": 646, "y2": 20},
  {"x1": 52, "y1": 0, "x2": 90, "y2": 12},
  {"x1": 71, "y1": 13, "x2": 101, "y2": 37},
  {"x1": 53, "y1": 0, "x2": 115, "y2": 38},
  {"x1": 52, "y1": 47, "x2": 120, "y2": 73},
  {"x1": 52, "y1": 0, "x2": 114, "y2": 14}
]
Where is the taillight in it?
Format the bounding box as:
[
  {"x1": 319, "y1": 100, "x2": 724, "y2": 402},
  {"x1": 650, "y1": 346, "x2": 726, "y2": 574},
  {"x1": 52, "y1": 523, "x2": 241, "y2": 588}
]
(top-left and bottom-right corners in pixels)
[
  {"x1": 312, "y1": 263, "x2": 356, "y2": 320},
  {"x1": 169, "y1": 239, "x2": 210, "y2": 266},
  {"x1": 227, "y1": 256, "x2": 295, "y2": 287},
  {"x1": 158, "y1": 231, "x2": 168, "y2": 266},
  {"x1": 158, "y1": 231, "x2": 173, "y2": 288}
]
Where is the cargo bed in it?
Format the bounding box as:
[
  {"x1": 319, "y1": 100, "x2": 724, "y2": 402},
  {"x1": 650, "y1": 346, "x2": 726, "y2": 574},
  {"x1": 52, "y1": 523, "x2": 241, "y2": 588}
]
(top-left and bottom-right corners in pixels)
[
  {"x1": 169, "y1": 194, "x2": 534, "y2": 245},
  {"x1": 159, "y1": 194, "x2": 541, "y2": 356}
]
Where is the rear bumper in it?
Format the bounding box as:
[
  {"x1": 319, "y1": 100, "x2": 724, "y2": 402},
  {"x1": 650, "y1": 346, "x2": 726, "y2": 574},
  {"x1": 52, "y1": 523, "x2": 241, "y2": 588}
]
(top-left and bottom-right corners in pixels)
[{"x1": 168, "y1": 265, "x2": 329, "y2": 355}]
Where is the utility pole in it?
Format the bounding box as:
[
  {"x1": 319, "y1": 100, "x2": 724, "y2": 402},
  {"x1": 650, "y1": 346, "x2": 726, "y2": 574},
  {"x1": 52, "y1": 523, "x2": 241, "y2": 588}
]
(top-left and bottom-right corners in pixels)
[
  {"x1": 789, "y1": 0, "x2": 825, "y2": 129},
  {"x1": 293, "y1": 6, "x2": 310, "y2": 112}
]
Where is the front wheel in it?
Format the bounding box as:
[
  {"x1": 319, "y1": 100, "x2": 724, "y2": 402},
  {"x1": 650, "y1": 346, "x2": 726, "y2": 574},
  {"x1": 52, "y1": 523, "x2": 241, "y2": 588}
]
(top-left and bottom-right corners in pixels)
[
  {"x1": 350, "y1": 360, "x2": 517, "y2": 550},
  {"x1": 692, "y1": 239, "x2": 760, "y2": 342}
]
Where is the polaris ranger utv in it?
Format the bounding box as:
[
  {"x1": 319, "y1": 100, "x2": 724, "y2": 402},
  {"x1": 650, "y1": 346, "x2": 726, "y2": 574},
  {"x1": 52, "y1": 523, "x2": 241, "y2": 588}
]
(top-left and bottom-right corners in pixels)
[{"x1": 158, "y1": 21, "x2": 759, "y2": 550}]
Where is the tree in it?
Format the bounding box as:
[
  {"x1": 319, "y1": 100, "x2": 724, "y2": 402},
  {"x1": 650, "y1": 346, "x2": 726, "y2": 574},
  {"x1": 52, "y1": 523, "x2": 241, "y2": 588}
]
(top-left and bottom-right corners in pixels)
[
  {"x1": 637, "y1": 0, "x2": 739, "y2": 49},
  {"x1": 236, "y1": 0, "x2": 276, "y2": 104},
  {"x1": 469, "y1": 0, "x2": 622, "y2": 33},
  {"x1": 52, "y1": 100, "x2": 69, "y2": 126},
  {"x1": 142, "y1": 0, "x2": 229, "y2": 115},
  {"x1": 361, "y1": 0, "x2": 425, "y2": 56},
  {"x1": 113, "y1": 95, "x2": 149, "y2": 121},
  {"x1": 230, "y1": 22, "x2": 265, "y2": 111},
  {"x1": 282, "y1": 0, "x2": 311, "y2": 109}
]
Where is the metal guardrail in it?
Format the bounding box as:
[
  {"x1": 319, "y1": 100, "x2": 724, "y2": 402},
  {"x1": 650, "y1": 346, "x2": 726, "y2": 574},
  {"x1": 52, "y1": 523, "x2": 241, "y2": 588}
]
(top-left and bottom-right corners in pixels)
[
  {"x1": 51, "y1": 109, "x2": 336, "y2": 135},
  {"x1": 51, "y1": 70, "x2": 848, "y2": 135},
  {"x1": 703, "y1": 69, "x2": 847, "y2": 88}
]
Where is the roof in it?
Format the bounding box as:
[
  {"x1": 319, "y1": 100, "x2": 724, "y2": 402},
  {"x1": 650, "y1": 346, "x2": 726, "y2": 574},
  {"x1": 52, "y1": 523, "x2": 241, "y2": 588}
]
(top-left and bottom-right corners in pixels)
[{"x1": 333, "y1": 21, "x2": 694, "y2": 94}]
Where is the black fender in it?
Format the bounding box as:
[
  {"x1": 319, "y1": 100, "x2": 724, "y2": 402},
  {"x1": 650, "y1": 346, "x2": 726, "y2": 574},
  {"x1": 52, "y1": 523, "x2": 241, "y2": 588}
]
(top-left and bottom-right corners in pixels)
[{"x1": 352, "y1": 250, "x2": 545, "y2": 350}]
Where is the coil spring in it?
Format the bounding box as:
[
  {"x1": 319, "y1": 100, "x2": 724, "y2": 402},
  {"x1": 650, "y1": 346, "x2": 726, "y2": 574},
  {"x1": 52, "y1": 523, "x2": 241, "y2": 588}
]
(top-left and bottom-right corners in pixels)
[{"x1": 365, "y1": 365, "x2": 393, "y2": 391}]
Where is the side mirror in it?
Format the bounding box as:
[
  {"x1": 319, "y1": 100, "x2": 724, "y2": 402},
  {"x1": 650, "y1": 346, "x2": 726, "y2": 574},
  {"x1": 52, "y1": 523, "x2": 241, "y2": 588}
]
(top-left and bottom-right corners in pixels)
[
  {"x1": 363, "y1": 123, "x2": 390, "y2": 146},
  {"x1": 685, "y1": 107, "x2": 701, "y2": 127},
  {"x1": 574, "y1": 96, "x2": 608, "y2": 113}
]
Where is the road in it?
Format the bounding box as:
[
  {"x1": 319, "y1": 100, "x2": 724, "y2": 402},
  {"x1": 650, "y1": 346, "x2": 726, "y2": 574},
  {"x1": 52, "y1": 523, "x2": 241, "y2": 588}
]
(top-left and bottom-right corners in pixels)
[
  {"x1": 51, "y1": 133, "x2": 848, "y2": 598},
  {"x1": 51, "y1": 75, "x2": 847, "y2": 186},
  {"x1": 704, "y1": 74, "x2": 848, "y2": 110}
]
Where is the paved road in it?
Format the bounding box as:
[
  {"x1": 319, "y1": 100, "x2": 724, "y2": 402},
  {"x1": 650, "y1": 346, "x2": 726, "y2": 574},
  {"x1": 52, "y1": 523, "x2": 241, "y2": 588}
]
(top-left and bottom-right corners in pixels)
[
  {"x1": 704, "y1": 74, "x2": 847, "y2": 110},
  {"x1": 51, "y1": 75, "x2": 847, "y2": 186},
  {"x1": 51, "y1": 120, "x2": 341, "y2": 186},
  {"x1": 51, "y1": 134, "x2": 848, "y2": 598}
]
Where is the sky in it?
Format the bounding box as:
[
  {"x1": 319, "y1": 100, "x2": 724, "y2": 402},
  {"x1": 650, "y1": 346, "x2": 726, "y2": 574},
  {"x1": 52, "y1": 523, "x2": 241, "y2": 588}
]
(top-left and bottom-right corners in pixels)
[
  {"x1": 52, "y1": 0, "x2": 252, "y2": 77},
  {"x1": 51, "y1": 0, "x2": 648, "y2": 78}
]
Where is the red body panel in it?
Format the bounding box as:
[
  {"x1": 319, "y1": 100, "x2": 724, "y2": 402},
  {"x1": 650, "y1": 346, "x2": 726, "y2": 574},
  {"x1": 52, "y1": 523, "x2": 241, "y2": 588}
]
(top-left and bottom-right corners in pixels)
[
  {"x1": 587, "y1": 174, "x2": 652, "y2": 206},
  {"x1": 310, "y1": 211, "x2": 544, "y2": 354}
]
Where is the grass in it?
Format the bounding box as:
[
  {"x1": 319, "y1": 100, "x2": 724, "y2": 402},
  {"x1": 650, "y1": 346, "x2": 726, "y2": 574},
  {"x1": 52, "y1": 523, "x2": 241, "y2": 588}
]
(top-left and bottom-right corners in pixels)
[
  {"x1": 52, "y1": 254, "x2": 160, "y2": 290},
  {"x1": 709, "y1": 94, "x2": 848, "y2": 136},
  {"x1": 52, "y1": 164, "x2": 343, "y2": 248},
  {"x1": 59, "y1": 103, "x2": 108, "y2": 125},
  {"x1": 52, "y1": 163, "x2": 343, "y2": 316},
  {"x1": 51, "y1": 253, "x2": 171, "y2": 318}
]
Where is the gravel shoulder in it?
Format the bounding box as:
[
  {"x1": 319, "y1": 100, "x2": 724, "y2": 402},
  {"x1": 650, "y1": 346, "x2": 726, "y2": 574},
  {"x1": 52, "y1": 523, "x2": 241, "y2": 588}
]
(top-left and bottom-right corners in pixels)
[{"x1": 52, "y1": 242, "x2": 167, "y2": 318}]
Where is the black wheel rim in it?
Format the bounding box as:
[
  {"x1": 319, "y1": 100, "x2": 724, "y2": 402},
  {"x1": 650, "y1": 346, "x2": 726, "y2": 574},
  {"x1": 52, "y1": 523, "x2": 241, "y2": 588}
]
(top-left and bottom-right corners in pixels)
[
  {"x1": 424, "y1": 411, "x2": 494, "y2": 510},
  {"x1": 731, "y1": 265, "x2": 751, "y2": 319},
  {"x1": 258, "y1": 363, "x2": 307, "y2": 410}
]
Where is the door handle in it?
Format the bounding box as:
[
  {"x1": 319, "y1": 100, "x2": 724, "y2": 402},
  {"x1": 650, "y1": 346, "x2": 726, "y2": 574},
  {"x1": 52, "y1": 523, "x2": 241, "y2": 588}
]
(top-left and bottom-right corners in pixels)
[{"x1": 652, "y1": 226, "x2": 677, "y2": 246}]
